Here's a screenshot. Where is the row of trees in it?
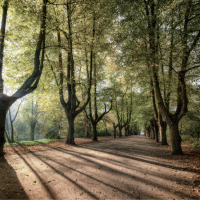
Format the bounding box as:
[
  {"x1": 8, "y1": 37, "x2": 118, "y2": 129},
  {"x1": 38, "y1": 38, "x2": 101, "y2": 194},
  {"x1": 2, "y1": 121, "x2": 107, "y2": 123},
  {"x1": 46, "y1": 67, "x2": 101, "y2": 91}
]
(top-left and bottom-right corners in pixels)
[{"x1": 0, "y1": 0, "x2": 200, "y2": 156}]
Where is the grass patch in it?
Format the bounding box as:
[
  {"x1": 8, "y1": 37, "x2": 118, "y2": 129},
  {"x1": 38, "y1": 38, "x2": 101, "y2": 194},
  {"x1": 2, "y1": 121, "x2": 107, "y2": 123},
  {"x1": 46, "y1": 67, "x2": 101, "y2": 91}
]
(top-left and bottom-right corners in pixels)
[{"x1": 5, "y1": 139, "x2": 62, "y2": 147}]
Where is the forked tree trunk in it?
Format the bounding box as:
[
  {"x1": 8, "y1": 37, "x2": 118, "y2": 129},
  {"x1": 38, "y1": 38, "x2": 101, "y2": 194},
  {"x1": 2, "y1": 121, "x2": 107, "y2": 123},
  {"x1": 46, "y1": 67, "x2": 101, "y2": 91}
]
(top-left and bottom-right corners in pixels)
[
  {"x1": 66, "y1": 116, "x2": 75, "y2": 145},
  {"x1": 159, "y1": 121, "x2": 168, "y2": 145},
  {"x1": 169, "y1": 122, "x2": 183, "y2": 155},
  {"x1": 92, "y1": 123, "x2": 97, "y2": 141}
]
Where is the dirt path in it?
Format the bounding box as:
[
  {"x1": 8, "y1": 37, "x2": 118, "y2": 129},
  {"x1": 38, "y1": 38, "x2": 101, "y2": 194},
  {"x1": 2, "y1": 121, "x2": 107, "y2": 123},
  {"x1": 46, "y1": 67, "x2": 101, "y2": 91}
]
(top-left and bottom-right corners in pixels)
[{"x1": 1, "y1": 135, "x2": 200, "y2": 199}]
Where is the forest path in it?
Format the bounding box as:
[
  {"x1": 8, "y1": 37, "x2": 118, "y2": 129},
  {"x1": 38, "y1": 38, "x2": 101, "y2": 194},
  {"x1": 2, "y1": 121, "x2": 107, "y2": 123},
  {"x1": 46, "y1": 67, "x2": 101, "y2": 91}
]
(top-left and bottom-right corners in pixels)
[{"x1": 1, "y1": 135, "x2": 200, "y2": 199}]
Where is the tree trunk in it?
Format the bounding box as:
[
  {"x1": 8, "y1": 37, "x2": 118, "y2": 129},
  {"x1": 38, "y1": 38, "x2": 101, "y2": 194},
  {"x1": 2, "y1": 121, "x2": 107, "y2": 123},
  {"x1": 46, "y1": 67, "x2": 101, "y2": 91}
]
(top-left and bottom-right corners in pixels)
[
  {"x1": 0, "y1": 98, "x2": 8, "y2": 156},
  {"x1": 154, "y1": 122, "x2": 159, "y2": 143},
  {"x1": 5, "y1": 129, "x2": 10, "y2": 143},
  {"x1": 148, "y1": 130, "x2": 150, "y2": 137},
  {"x1": 92, "y1": 123, "x2": 98, "y2": 141},
  {"x1": 125, "y1": 127, "x2": 127, "y2": 136},
  {"x1": 151, "y1": 128, "x2": 155, "y2": 139},
  {"x1": 30, "y1": 120, "x2": 36, "y2": 141},
  {"x1": 114, "y1": 127, "x2": 116, "y2": 138},
  {"x1": 83, "y1": 114, "x2": 90, "y2": 138},
  {"x1": 169, "y1": 122, "x2": 183, "y2": 155},
  {"x1": 66, "y1": 116, "x2": 75, "y2": 145},
  {"x1": 119, "y1": 126, "x2": 122, "y2": 137},
  {"x1": 105, "y1": 128, "x2": 107, "y2": 136},
  {"x1": 129, "y1": 127, "x2": 132, "y2": 135},
  {"x1": 8, "y1": 109, "x2": 14, "y2": 143},
  {"x1": 11, "y1": 123, "x2": 14, "y2": 142},
  {"x1": 159, "y1": 121, "x2": 168, "y2": 145}
]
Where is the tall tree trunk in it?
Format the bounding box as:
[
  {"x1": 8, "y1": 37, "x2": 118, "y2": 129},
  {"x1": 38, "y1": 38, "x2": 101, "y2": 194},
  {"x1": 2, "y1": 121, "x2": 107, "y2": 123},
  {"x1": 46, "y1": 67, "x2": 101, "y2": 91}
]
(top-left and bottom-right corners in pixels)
[
  {"x1": 169, "y1": 122, "x2": 183, "y2": 155},
  {"x1": 118, "y1": 125, "x2": 122, "y2": 137},
  {"x1": 5, "y1": 128, "x2": 10, "y2": 143},
  {"x1": 154, "y1": 121, "x2": 159, "y2": 142},
  {"x1": 146, "y1": 130, "x2": 149, "y2": 137},
  {"x1": 30, "y1": 120, "x2": 36, "y2": 141},
  {"x1": 151, "y1": 128, "x2": 155, "y2": 139},
  {"x1": 8, "y1": 109, "x2": 14, "y2": 142},
  {"x1": 114, "y1": 127, "x2": 116, "y2": 138},
  {"x1": 159, "y1": 121, "x2": 168, "y2": 145},
  {"x1": 125, "y1": 127, "x2": 128, "y2": 136},
  {"x1": 92, "y1": 123, "x2": 97, "y2": 141},
  {"x1": 66, "y1": 116, "x2": 75, "y2": 145},
  {"x1": 83, "y1": 114, "x2": 90, "y2": 138},
  {"x1": 0, "y1": 99, "x2": 7, "y2": 156}
]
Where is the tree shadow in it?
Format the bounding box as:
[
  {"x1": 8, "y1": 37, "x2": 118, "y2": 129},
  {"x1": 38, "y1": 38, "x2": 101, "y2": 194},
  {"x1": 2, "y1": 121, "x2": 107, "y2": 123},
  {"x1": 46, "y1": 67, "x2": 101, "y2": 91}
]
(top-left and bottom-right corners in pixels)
[
  {"x1": 28, "y1": 150, "x2": 155, "y2": 199},
  {"x1": 39, "y1": 147, "x2": 193, "y2": 199},
  {"x1": 78, "y1": 140, "x2": 200, "y2": 173},
  {"x1": 0, "y1": 156, "x2": 29, "y2": 199}
]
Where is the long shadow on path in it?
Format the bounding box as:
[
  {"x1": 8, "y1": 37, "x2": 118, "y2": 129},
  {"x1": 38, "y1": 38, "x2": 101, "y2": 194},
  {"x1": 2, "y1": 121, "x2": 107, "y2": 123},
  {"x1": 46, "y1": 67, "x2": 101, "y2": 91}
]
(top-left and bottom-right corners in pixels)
[{"x1": 0, "y1": 156, "x2": 29, "y2": 199}]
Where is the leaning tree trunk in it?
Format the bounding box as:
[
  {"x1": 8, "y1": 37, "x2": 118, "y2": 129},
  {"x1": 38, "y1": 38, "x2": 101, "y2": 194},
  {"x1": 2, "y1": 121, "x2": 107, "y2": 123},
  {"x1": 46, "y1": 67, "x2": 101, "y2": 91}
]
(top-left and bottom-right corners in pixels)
[
  {"x1": 66, "y1": 115, "x2": 76, "y2": 145},
  {"x1": 169, "y1": 122, "x2": 183, "y2": 155},
  {"x1": 159, "y1": 121, "x2": 168, "y2": 145},
  {"x1": 92, "y1": 123, "x2": 97, "y2": 141}
]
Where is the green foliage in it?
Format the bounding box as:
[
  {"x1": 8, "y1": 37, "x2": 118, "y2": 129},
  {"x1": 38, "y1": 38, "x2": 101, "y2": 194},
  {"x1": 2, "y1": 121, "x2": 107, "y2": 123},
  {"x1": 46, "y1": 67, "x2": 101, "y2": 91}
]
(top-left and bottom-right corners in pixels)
[
  {"x1": 97, "y1": 129, "x2": 112, "y2": 137},
  {"x1": 191, "y1": 140, "x2": 200, "y2": 149}
]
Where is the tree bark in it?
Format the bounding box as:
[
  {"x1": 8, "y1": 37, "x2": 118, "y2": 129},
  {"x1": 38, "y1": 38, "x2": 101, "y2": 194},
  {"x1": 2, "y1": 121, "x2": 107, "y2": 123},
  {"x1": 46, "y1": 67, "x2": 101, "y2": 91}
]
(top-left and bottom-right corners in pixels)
[
  {"x1": 0, "y1": 100, "x2": 7, "y2": 156},
  {"x1": 92, "y1": 123, "x2": 97, "y2": 141},
  {"x1": 30, "y1": 119, "x2": 37, "y2": 141},
  {"x1": 8, "y1": 109, "x2": 14, "y2": 142},
  {"x1": 159, "y1": 121, "x2": 168, "y2": 145},
  {"x1": 118, "y1": 125, "x2": 122, "y2": 137},
  {"x1": 83, "y1": 114, "x2": 90, "y2": 138},
  {"x1": 154, "y1": 121, "x2": 159, "y2": 142},
  {"x1": 66, "y1": 116, "x2": 75, "y2": 145},
  {"x1": 0, "y1": 96, "x2": 11, "y2": 156},
  {"x1": 125, "y1": 127, "x2": 127, "y2": 136},
  {"x1": 114, "y1": 127, "x2": 116, "y2": 138},
  {"x1": 151, "y1": 128, "x2": 155, "y2": 139},
  {"x1": 169, "y1": 122, "x2": 183, "y2": 155}
]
